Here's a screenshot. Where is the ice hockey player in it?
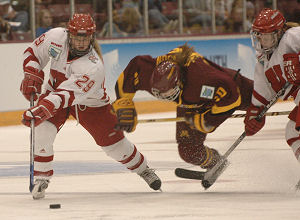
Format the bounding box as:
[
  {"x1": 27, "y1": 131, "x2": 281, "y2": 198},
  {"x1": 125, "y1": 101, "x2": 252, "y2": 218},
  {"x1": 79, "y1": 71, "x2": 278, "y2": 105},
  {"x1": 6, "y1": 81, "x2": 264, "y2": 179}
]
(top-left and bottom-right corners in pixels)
[
  {"x1": 245, "y1": 8, "x2": 300, "y2": 163},
  {"x1": 20, "y1": 13, "x2": 161, "y2": 199},
  {"x1": 112, "y1": 43, "x2": 253, "y2": 180}
]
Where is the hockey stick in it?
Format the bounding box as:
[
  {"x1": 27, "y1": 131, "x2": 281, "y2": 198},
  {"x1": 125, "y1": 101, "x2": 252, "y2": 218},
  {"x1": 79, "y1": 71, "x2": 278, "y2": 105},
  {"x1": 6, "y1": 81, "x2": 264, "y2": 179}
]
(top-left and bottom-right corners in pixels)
[
  {"x1": 202, "y1": 82, "x2": 290, "y2": 189},
  {"x1": 138, "y1": 110, "x2": 290, "y2": 123},
  {"x1": 29, "y1": 95, "x2": 35, "y2": 192}
]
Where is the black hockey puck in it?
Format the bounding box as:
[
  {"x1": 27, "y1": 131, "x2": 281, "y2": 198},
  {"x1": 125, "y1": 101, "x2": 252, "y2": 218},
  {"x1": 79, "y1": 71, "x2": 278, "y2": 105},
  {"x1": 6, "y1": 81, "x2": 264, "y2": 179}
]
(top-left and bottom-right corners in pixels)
[{"x1": 49, "y1": 204, "x2": 61, "y2": 209}]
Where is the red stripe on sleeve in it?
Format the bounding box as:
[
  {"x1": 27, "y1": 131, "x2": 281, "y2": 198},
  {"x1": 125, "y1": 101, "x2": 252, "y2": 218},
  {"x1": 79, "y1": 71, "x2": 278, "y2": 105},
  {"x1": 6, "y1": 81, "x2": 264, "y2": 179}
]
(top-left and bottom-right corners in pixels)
[
  {"x1": 23, "y1": 47, "x2": 40, "y2": 69},
  {"x1": 252, "y1": 90, "x2": 269, "y2": 105}
]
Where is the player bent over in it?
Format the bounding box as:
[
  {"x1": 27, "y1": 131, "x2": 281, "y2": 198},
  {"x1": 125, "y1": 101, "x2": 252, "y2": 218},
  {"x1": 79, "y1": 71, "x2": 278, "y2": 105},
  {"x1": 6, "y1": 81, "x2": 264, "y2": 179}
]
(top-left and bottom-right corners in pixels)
[
  {"x1": 113, "y1": 44, "x2": 253, "y2": 178},
  {"x1": 20, "y1": 14, "x2": 161, "y2": 199},
  {"x1": 245, "y1": 9, "x2": 300, "y2": 168}
]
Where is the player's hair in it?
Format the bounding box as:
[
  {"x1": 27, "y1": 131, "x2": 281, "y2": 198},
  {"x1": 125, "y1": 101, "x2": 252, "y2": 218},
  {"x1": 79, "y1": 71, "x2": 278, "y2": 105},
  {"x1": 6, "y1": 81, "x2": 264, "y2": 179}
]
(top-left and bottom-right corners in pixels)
[
  {"x1": 172, "y1": 43, "x2": 195, "y2": 67},
  {"x1": 93, "y1": 39, "x2": 103, "y2": 61},
  {"x1": 284, "y1": 22, "x2": 300, "y2": 31}
]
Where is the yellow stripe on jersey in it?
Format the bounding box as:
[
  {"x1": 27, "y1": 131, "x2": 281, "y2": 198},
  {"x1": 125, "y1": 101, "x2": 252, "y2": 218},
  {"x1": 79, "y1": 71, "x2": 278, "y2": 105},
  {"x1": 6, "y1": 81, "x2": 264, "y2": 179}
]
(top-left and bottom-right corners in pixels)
[
  {"x1": 193, "y1": 110, "x2": 216, "y2": 133},
  {"x1": 117, "y1": 72, "x2": 135, "y2": 99},
  {"x1": 211, "y1": 88, "x2": 241, "y2": 114},
  {"x1": 167, "y1": 67, "x2": 175, "y2": 80}
]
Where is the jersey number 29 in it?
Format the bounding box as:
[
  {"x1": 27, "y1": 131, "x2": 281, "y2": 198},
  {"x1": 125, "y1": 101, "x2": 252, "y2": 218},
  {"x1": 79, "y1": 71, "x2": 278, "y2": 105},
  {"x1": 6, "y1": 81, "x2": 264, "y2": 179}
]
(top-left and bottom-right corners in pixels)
[{"x1": 75, "y1": 75, "x2": 95, "y2": 93}]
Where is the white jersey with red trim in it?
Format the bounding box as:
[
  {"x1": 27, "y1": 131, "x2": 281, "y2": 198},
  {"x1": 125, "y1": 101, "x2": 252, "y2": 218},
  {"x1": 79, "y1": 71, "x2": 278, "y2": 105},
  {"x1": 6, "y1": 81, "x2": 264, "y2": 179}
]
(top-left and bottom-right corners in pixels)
[
  {"x1": 23, "y1": 27, "x2": 109, "y2": 109},
  {"x1": 252, "y1": 27, "x2": 300, "y2": 107}
]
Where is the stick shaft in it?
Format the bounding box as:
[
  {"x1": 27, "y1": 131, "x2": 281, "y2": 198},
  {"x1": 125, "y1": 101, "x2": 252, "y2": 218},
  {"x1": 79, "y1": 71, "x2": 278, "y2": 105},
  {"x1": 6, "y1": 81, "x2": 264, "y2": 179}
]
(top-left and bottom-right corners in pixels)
[
  {"x1": 29, "y1": 95, "x2": 35, "y2": 192},
  {"x1": 138, "y1": 110, "x2": 290, "y2": 123}
]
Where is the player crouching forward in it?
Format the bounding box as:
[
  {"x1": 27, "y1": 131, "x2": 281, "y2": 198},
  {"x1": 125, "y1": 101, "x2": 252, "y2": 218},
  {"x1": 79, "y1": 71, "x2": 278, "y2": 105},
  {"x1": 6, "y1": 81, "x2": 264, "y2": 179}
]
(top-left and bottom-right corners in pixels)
[
  {"x1": 20, "y1": 14, "x2": 161, "y2": 199},
  {"x1": 113, "y1": 44, "x2": 253, "y2": 176}
]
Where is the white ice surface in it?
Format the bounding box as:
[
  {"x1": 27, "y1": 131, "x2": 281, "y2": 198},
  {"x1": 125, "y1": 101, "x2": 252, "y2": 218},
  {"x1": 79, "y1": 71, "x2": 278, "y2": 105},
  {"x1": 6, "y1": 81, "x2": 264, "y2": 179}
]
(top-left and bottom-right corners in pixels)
[{"x1": 1, "y1": 101, "x2": 300, "y2": 220}]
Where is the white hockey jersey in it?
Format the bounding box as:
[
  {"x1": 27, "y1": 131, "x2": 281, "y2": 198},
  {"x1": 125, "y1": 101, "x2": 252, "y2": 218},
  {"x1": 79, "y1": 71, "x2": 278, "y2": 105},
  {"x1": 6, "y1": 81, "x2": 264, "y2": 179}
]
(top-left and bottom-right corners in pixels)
[
  {"x1": 23, "y1": 27, "x2": 109, "y2": 110},
  {"x1": 252, "y1": 27, "x2": 300, "y2": 107}
]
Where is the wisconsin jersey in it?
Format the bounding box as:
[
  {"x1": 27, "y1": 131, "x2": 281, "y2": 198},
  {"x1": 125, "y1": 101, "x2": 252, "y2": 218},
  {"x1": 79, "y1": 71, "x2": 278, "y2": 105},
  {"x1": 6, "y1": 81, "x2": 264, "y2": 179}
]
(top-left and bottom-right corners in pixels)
[
  {"x1": 252, "y1": 27, "x2": 300, "y2": 107},
  {"x1": 23, "y1": 27, "x2": 109, "y2": 110}
]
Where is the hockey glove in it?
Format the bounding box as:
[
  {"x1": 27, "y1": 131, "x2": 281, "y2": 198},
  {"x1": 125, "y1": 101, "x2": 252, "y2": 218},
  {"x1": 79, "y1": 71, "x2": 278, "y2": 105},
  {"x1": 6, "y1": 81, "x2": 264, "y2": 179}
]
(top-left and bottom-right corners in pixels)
[
  {"x1": 184, "y1": 110, "x2": 216, "y2": 133},
  {"x1": 22, "y1": 99, "x2": 55, "y2": 127},
  {"x1": 20, "y1": 66, "x2": 44, "y2": 101},
  {"x1": 283, "y1": 53, "x2": 300, "y2": 85},
  {"x1": 244, "y1": 104, "x2": 265, "y2": 136},
  {"x1": 112, "y1": 97, "x2": 137, "y2": 132}
]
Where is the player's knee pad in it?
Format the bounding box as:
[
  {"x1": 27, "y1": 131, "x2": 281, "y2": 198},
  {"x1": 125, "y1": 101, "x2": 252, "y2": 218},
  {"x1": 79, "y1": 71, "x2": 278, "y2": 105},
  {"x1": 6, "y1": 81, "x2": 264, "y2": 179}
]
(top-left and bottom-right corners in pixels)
[
  {"x1": 286, "y1": 120, "x2": 300, "y2": 161},
  {"x1": 34, "y1": 121, "x2": 57, "y2": 156},
  {"x1": 102, "y1": 137, "x2": 147, "y2": 174},
  {"x1": 34, "y1": 121, "x2": 57, "y2": 178}
]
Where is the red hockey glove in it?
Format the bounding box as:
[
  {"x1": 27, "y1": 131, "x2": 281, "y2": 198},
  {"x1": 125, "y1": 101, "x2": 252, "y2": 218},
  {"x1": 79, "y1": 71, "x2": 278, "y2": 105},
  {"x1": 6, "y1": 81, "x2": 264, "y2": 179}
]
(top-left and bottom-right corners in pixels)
[
  {"x1": 112, "y1": 98, "x2": 137, "y2": 132},
  {"x1": 20, "y1": 66, "x2": 44, "y2": 101},
  {"x1": 244, "y1": 104, "x2": 265, "y2": 136},
  {"x1": 22, "y1": 99, "x2": 55, "y2": 127},
  {"x1": 283, "y1": 53, "x2": 300, "y2": 85}
]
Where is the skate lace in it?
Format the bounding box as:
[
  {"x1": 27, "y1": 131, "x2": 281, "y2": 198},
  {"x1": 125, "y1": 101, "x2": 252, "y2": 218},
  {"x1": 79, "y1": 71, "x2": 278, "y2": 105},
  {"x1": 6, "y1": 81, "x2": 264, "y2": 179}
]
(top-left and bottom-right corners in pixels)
[{"x1": 139, "y1": 168, "x2": 158, "y2": 184}]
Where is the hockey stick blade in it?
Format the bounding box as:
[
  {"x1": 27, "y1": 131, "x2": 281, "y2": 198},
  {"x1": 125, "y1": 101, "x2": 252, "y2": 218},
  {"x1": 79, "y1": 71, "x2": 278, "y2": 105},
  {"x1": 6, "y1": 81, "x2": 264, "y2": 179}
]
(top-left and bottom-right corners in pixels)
[
  {"x1": 175, "y1": 163, "x2": 229, "y2": 190},
  {"x1": 175, "y1": 168, "x2": 206, "y2": 180},
  {"x1": 202, "y1": 158, "x2": 229, "y2": 189}
]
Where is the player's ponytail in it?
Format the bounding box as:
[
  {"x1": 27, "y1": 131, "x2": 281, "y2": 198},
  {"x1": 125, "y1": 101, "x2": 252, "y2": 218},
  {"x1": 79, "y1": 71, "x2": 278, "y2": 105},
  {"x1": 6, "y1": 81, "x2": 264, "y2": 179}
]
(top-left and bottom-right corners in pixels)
[
  {"x1": 93, "y1": 39, "x2": 103, "y2": 62},
  {"x1": 284, "y1": 22, "x2": 300, "y2": 31}
]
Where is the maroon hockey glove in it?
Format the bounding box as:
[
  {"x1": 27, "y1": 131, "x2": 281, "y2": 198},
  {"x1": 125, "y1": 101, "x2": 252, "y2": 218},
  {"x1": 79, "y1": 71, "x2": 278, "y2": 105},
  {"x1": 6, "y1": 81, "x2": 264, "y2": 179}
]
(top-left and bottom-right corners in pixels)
[
  {"x1": 20, "y1": 66, "x2": 44, "y2": 101},
  {"x1": 283, "y1": 53, "x2": 300, "y2": 85},
  {"x1": 184, "y1": 111, "x2": 216, "y2": 133},
  {"x1": 244, "y1": 104, "x2": 265, "y2": 136},
  {"x1": 22, "y1": 99, "x2": 55, "y2": 127}
]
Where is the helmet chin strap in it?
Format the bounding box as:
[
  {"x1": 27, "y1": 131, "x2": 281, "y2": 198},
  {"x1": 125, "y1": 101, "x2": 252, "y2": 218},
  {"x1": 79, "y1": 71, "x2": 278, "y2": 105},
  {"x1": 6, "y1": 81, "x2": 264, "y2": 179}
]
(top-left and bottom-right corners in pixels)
[{"x1": 69, "y1": 44, "x2": 92, "y2": 57}]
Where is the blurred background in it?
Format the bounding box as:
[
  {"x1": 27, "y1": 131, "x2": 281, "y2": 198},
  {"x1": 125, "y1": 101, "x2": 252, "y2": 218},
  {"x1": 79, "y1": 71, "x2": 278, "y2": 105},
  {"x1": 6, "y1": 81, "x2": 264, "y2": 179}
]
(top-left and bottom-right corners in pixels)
[{"x1": 0, "y1": 0, "x2": 300, "y2": 41}]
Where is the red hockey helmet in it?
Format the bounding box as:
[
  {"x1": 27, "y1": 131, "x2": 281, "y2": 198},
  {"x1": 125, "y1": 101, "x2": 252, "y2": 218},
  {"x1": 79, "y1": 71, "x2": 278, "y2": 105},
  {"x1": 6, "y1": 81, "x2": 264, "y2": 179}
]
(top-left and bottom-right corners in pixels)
[
  {"x1": 150, "y1": 61, "x2": 181, "y2": 101},
  {"x1": 252, "y1": 8, "x2": 285, "y2": 33},
  {"x1": 251, "y1": 8, "x2": 285, "y2": 54},
  {"x1": 67, "y1": 13, "x2": 96, "y2": 36}
]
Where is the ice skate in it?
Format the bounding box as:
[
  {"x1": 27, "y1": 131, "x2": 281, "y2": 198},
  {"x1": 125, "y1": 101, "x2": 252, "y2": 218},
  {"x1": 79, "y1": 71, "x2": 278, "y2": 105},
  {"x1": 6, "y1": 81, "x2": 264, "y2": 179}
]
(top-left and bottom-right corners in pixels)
[
  {"x1": 32, "y1": 179, "x2": 49, "y2": 200},
  {"x1": 139, "y1": 167, "x2": 161, "y2": 191}
]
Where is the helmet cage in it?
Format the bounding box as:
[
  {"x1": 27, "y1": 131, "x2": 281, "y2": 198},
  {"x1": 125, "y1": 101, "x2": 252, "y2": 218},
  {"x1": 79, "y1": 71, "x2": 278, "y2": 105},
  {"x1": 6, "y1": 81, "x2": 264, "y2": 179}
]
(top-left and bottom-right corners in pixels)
[
  {"x1": 68, "y1": 33, "x2": 95, "y2": 56},
  {"x1": 151, "y1": 85, "x2": 181, "y2": 101},
  {"x1": 250, "y1": 30, "x2": 279, "y2": 55},
  {"x1": 150, "y1": 61, "x2": 181, "y2": 101},
  {"x1": 251, "y1": 9, "x2": 285, "y2": 55}
]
